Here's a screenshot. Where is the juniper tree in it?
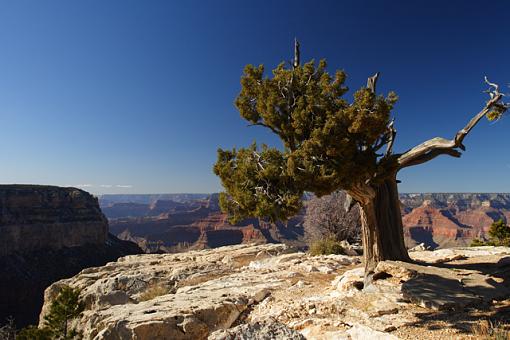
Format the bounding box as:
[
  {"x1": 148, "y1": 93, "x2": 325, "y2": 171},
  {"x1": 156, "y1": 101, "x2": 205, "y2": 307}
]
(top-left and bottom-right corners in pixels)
[
  {"x1": 214, "y1": 40, "x2": 509, "y2": 283},
  {"x1": 43, "y1": 286, "x2": 84, "y2": 339}
]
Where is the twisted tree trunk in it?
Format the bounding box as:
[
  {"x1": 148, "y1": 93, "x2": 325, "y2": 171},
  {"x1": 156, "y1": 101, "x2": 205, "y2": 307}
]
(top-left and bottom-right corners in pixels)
[
  {"x1": 349, "y1": 174, "x2": 410, "y2": 285},
  {"x1": 350, "y1": 75, "x2": 507, "y2": 285}
]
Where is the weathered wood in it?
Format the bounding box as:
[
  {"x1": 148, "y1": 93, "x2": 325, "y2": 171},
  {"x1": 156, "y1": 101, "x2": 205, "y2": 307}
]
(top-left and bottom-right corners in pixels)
[
  {"x1": 367, "y1": 72, "x2": 380, "y2": 93},
  {"x1": 349, "y1": 175, "x2": 411, "y2": 286},
  {"x1": 398, "y1": 91, "x2": 503, "y2": 169},
  {"x1": 293, "y1": 38, "x2": 300, "y2": 69}
]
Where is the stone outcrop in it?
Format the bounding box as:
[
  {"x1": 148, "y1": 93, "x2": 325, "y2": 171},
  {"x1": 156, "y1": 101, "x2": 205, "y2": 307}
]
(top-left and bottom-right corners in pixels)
[
  {"x1": 0, "y1": 185, "x2": 142, "y2": 328},
  {"x1": 39, "y1": 244, "x2": 360, "y2": 339},
  {"x1": 0, "y1": 185, "x2": 108, "y2": 255},
  {"x1": 38, "y1": 244, "x2": 510, "y2": 339}
]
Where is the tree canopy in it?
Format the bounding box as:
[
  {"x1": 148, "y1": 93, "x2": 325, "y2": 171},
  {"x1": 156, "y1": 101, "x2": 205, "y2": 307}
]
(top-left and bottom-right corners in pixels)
[
  {"x1": 214, "y1": 57, "x2": 401, "y2": 222},
  {"x1": 214, "y1": 47, "x2": 508, "y2": 225}
]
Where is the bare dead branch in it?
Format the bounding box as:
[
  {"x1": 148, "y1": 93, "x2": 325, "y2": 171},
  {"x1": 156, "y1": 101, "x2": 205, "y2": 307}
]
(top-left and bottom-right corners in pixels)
[
  {"x1": 400, "y1": 148, "x2": 462, "y2": 168},
  {"x1": 367, "y1": 72, "x2": 380, "y2": 93},
  {"x1": 398, "y1": 77, "x2": 504, "y2": 169},
  {"x1": 385, "y1": 119, "x2": 397, "y2": 156},
  {"x1": 293, "y1": 38, "x2": 300, "y2": 69}
]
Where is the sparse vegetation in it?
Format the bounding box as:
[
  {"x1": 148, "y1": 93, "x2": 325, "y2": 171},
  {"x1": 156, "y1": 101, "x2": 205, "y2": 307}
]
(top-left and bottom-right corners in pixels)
[
  {"x1": 471, "y1": 219, "x2": 510, "y2": 247},
  {"x1": 139, "y1": 283, "x2": 169, "y2": 301},
  {"x1": 17, "y1": 286, "x2": 85, "y2": 340},
  {"x1": 303, "y1": 191, "x2": 360, "y2": 246},
  {"x1": 471, "y1": 319, "x2": 510, "y2": 340},
  {"x1": 308, "y1": 237, "x2": 345, "y2": 256},
  {"x1": 0, "y1": 317, "x2": 17, "y2": 340},
  {"x1": 16, "y1": 325, "x2": 53, "y2": 340}
]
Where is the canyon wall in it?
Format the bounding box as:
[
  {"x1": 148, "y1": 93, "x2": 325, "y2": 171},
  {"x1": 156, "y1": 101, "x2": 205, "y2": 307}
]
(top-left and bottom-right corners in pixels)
[
  {"x1": 0, "y1": 185, "x2": 108, "y2": 255},
  {"x1": 103, "y1": 193, "x2": 510, "y2": 252},
  {"x1": 401, "y1": 193, "x2": 510, "y2": 248},
  {"x1": 0, "y1": 185, "x2": 142, "y2": 328}
]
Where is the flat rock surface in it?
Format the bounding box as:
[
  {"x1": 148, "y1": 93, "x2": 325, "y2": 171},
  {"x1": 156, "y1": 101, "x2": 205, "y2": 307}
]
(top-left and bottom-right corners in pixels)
[{"x1": 39, "y1": 245, "x2": 510, "y2": 339}]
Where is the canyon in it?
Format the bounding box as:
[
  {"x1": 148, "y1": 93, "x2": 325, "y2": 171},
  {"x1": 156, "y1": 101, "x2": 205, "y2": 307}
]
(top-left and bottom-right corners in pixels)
[
  {"x1": 101, "y1": 192, "x2": 510, "y2": 253},
  {"x1": 3, "y1": 187, "x2": 506, "y2": 329},
  {"x1": 0, "y1": 185, "x2": 142, "y2": 328},
  {"x1": 103, "y1": 193, "x2": 304, "y2": 253}
]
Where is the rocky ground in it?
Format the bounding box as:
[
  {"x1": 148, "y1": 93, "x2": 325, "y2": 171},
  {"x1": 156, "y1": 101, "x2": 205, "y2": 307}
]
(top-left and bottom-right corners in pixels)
[{"x1": 40, "y1": 244, "x2": 510, "y2": 339}]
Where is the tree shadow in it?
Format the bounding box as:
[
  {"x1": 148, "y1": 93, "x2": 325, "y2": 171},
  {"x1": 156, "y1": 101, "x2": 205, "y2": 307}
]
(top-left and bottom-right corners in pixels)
[{"x1": 400, "y1": 256, "x2": 510, "y2": 335}]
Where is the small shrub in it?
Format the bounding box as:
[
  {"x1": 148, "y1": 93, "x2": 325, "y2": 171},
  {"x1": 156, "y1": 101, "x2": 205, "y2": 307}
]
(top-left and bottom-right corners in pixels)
[
  {"x1": 139, "y1": 284, "x2": 169, "y2": 301},
  {"x1": 471, "y1": 238, "x2": 488, "y2": 247},
  {"x1": 471, "y1": 319, "x2": 510, "y2": 340},
  {"x1": 472, "y1": 219, "x2": 510, "y2": 247},
  {"x1": 0, "y1": 317, "x2": 17, "y2": 340},
  {"x1": 489, "y1": 219, "x2": 510, "y2": 246},
  {"x1": 16, "y1": 326, "x2": 53, "y2": 340},
  {"x1": 304, "y1": 191, "x2": 361, "y2": 245},
  {"x1": 309, "y1": 237, "x2": 344, "y2": 256}
]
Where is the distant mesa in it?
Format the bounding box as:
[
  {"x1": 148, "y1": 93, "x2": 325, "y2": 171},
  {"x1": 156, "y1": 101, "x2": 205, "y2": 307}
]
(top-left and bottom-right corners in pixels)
[
  {"x1": 100, "y1": 192, "x2": 510, "y2": 253},
  {"x1": 102, "y1": 193, "x2": 304, "y2": 253},
  {"x1": 400, "y1": 193, "x2": 510, "y2": 249}
]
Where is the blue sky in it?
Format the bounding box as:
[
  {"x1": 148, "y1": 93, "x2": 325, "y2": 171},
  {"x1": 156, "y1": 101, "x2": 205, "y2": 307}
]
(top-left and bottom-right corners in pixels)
[{"x1": 0, "y1": 0, "x2": 509, "y2": 194}]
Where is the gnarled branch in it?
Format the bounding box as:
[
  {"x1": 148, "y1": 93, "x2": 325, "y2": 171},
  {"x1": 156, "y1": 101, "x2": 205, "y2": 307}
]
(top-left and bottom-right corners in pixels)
[
  {"x1": 398, "y1": 77, "x2": 505, "y2": 170},
  {"x1": 248, "y1": 122, "x2": 281, "y2": 136},
  {"x1": 385, "y1": 119, "x2": 397, "y2": 157},
  {"x1": 367, "y1": 72, "x2": 380, "y2": 93}
]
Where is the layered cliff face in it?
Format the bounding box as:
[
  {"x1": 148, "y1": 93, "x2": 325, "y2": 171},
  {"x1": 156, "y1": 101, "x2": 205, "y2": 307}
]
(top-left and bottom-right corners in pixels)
[
  {"x1": 107, "y1": 194, "x2": 304, "y2": 253},
  {"x1": 0, "y1": 185, "x2": 142, "y2": 328},
  {"x1": 0, "y1": 185, "x2": 108, "y2": 255},
  {"x1": 401, "y1": 194, "x2": 510, "y2": 248},
  {"x1": 104, "y1": 193, "x2": 510, "y2": 253}
]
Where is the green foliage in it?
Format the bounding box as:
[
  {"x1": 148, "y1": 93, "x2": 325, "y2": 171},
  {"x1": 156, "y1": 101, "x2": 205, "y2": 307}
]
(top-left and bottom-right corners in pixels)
[
  {"x1": 41, "y1": 286, "x2": 85, "y2": 339},
  {"x1": 214, "y1": 59, "x2": 398, "y2": 222},
  {"x1": 16, "y1": 326, "x2": 52, "y2": 340},
  {"x1": 471, "y1": 219, "x2": 510, "y2": 247},
  {"x1": 309, "y1": 237, "x2": 344, "y2": 256},
  {"x1": 470, "y1": 238, "x2": 490, "y2": 247},
  {"x1": 488, "y1": 219, "x2": 510, "y2": 244},
  {"x1": 487, "y1": 104, "x2": 507, "y2": 122}
]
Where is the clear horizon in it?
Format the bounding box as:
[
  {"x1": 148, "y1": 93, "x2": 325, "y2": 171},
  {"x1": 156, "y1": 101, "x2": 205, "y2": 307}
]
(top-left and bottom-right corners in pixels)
[{"x1": 1, "y1": 1, "x2": 509, "y2": 195}]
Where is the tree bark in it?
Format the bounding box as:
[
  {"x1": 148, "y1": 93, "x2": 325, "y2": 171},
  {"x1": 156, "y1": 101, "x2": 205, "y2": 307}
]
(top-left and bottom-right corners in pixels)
[
  {"x1": 347, "y1": 76, "x2": 507, "y2": 285},
  {"x1": 350, "y1": 174, "x2": 410, "y2": 286}
]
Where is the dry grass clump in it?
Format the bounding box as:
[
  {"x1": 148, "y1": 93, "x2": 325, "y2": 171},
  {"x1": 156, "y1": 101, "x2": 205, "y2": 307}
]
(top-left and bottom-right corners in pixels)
[
  {"x1": 471, "y1": 319, "x2": 510, "y2": 340},
  {"x1": 139, "y1": 284, "x2": 169, "y2": 302},
  {"x1": 309, "y1": 237, "x2": 344, "y2": 256}
]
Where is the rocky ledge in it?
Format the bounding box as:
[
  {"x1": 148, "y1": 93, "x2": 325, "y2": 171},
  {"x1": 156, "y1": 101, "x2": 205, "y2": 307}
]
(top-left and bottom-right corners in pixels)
[
  {"x1": 0, "y1": 185, "x2": 108, "y2": 255},
  {"x1": 0, "y1": 185, "x2": 142, "y2": 328},
  {"x1": 40, "y1": 244, "x2": 510, "y2": 339}
]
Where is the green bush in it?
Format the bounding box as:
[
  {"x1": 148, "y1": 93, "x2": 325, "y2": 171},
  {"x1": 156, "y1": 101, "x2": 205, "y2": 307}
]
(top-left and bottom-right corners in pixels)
[
  {"x1": 471, "y1": 219, "x2": 510, "y2": 247},
  {"x1": 16, "y1": 326, "x2": 52, "y2": 340},
  {"x1": 309, "y1": 237, "x2": 344, "y2": 256},
  {"x1": 488, "y1": 219, "x2": 510, "y2": 245},
  {"x1": 19, "y1": 286, "x2": 85, "y2": 340}
]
